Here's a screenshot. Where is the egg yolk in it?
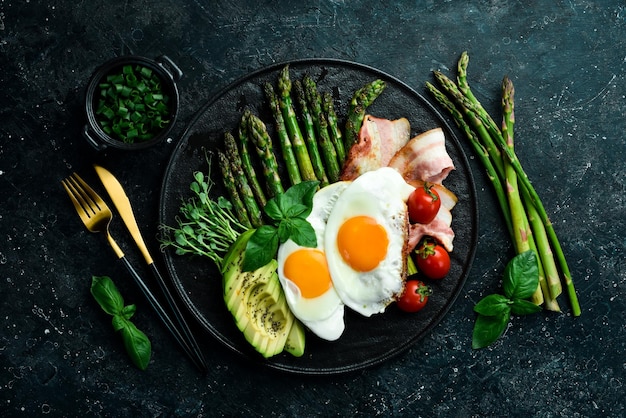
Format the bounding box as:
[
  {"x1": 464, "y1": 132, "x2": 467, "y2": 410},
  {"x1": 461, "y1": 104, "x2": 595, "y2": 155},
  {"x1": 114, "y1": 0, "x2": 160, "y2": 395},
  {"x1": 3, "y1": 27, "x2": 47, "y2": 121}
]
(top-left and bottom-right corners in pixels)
[
  {"x1": 283, "y1": 248, "x2": 333, "y2": 298},
  {"x1": 337, "y1": 215, "x2": 389, "y2": 272}
]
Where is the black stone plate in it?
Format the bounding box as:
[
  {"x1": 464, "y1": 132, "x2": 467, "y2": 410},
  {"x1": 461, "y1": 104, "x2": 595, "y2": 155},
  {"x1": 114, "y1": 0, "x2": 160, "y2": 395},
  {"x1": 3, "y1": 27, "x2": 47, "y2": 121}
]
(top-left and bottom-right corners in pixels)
[{"x1": 158, "y1": 59, "x2": 478, "y2": 375}]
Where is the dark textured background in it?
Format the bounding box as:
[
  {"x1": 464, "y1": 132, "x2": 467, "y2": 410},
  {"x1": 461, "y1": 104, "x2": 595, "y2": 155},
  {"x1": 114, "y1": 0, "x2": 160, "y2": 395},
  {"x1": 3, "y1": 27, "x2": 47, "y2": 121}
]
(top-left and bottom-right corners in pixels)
[{"x1": 1, "y1": 1, "x2": 624, "y2": 416}]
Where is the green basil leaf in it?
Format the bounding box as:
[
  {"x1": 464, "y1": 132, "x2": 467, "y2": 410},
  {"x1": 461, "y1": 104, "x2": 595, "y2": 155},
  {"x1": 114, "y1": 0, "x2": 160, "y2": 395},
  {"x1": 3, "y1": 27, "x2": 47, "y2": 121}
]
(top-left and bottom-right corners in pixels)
[
  {"x1": 120, "y1": 321, "x2": 152, "y2": 370},
  {"x1": 283, "y1": 180, "x2": 319, "y2": 210},
  {"x1": 111, "y1": 314, "x2": 127, "y2": 332},
  {"x1": 510, "y1": 299, "x2": 543, "y2": 316},
  {"x1": 91, "y1": 276, "x2": 124, "y2": 316},
  {"x1": 473, "y1": 294, "x2": 512, "y2": 316},
  {"x1": 121, "y1": 304, "x2": 136, "y2": 320},
  {"x1": 288, "y1": 218, "x2": 317, "y2": 248},
  {"x1": 242, "y1": 225, "x2": 279, "y2": 272},
  {"x1": 502, "y1": 251, "x2": 539, "y2": 300},
  {"x1": 277, "y1": 220, "x2": 292, "y2": 243},
  {"x1": 283, "y1": 203, "x2": 309, "y2": 219},
  {"x1": 263, "y1": 198, "x2": 283, "y2": 222},
  {"x1": 472, "y1": 311, "x2": 511, "y2": 349}
]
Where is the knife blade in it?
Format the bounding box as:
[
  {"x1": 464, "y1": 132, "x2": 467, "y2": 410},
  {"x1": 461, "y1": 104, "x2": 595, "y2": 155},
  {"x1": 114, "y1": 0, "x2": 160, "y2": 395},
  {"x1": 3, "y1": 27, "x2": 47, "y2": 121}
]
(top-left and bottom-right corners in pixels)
[{"x1": 93, "y1": 164, "x2": 207, "y2": 371}]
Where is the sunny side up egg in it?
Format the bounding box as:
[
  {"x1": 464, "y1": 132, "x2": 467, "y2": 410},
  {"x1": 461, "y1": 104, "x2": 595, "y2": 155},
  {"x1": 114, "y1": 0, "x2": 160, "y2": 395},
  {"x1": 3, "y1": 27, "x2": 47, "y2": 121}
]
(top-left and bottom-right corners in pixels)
[
  {"x1": 324, "y1": 167, "x2": 416, "y2": 317},
  {"x1": 277, "y1": 182, "x2": 350, "y2": 341}
]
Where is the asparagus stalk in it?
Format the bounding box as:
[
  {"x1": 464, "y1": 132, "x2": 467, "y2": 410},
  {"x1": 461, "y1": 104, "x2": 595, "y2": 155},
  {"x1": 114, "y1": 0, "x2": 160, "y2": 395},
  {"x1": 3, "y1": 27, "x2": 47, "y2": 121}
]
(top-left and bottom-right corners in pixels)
[
  {"x1": 238, "y1": 109, "x2": 267, "y2": 208},
  {"x1": 501, "y1": 77, "x2": 544, "y2": 305},
  {"x1": 426, "y1": 82, "x2": 514, "y2": 239},
  {"x1": 223, "y1": 132, "x2": 264, "y2": 228},
  {"x1": 264, "y1": 82, "x2": 302, "y2": 186},
  {"x1": 303, "y1": 74, "x2": 341, "y2": 182},
  {"x1": 433, "y1": 70, "x2": 506, "y2": 180},
  {"x1": 430, "y1": 52, "x2": 580, "y2": 316},
  {"x1": 217, "y1": 150, "x2": 252, "y2": 229},
  {"x1": 323, "y1": 91, "x2": 346, "y2": 165},
  {"x1": 247, "y1": 112, "x2": 285, "y2": 197},
  {"x1": 293, "y1": 79, "x2": 329, "y2": 186},
  {"x1": 277, "y1": 66, "x2": 317, "y2": 182},
  {"x1": 344, "y1": 79, "x2": 386, "y2": 150}
]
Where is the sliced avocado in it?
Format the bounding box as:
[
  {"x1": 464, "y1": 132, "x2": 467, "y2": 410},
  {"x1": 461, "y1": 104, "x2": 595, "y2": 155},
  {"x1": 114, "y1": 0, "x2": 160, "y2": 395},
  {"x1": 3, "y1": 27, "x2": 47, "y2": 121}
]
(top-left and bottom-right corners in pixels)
[
  {"x1": 284, "y1": 319, "x2": 306, "y2": 357},
  {"x1": 221, "y1": 230, "x2": 297, "y2": 358}
]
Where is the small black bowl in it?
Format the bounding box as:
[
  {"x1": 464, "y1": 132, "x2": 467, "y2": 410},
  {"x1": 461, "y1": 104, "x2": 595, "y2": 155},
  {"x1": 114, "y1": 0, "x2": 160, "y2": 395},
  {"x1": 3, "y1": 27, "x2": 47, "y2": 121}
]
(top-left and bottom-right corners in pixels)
[{"x1": 83, "y1": 55, "x2": 182, "y2": 151}]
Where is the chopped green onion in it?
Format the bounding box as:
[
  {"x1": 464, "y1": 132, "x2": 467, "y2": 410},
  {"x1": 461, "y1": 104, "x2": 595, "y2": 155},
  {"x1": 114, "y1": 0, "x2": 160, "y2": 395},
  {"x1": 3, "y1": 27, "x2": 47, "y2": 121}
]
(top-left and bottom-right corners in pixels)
[{"x1": 95, "y1": 63, "x2": 172, "y2": 143}]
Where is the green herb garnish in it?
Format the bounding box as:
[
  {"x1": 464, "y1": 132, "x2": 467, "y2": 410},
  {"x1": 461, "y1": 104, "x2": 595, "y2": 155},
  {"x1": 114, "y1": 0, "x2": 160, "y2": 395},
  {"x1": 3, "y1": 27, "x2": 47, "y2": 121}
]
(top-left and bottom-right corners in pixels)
[
  {"x1": 159, "y1": 169, "x2": 248, "y2": 268},
  {"x1": 242, "y1": 180, "x2": 319, "y2": 272},
  {"x1": 90, "y1": 275, "x2": 152, "y2": 370},
  {"x1": 472, "y1": 251, "x2": 542, "y2": 349},
  {"x1": 95, "y1": 64, "x2": 171, "y2": 143}
]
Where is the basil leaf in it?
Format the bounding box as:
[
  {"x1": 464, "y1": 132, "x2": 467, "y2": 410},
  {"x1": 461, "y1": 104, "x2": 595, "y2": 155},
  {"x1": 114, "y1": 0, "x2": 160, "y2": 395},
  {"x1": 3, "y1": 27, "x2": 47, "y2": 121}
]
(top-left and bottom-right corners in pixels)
[
  {"x1": 91, "y1": 276, "x2": 124, "y2": 316},
  {"x1": 473, "y1": 294, "x2": 512, "y2": 316},
  {"x1": 283, "y1": 203, "x2": 309, "y2": 219},
  {"x1": 510, "y1": 299, "x2": 543, "y2": 316},
  {"x1": 242, "y1": 225, "x2": 279, "y2": 272},
  {"x1": 111, "y1": 314, "x2": 127, "y2": 332},
  {"x1": 120, "y1": 321, "x2": 152, "y2": 370},
  {"x1": 472, "y1": 311, "x2": 510, "y2": 349},
  {"x1": 121, "y1": 304, "x2": 136, "y2": 320},
  {"x1": 288, "y1": 217, "x2": 317, "y2": 248},
  {"x1": 263, "y1": 198, "x2": 283, "y2": 222},
  {"x1": 502, "y1": 251, "x2": 539, "y2": 300},
  {"x1": 283, "y1": 180, "x2": 319, "y2": 210},
  {"x1": 277, "y1": 219, "x2": 293, "y2": 244}
]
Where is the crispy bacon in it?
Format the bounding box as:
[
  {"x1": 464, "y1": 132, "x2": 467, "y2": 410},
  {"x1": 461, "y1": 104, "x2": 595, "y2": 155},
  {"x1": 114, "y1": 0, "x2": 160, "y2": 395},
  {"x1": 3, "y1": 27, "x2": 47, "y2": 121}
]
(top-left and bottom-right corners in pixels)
[
  {"x1": 388, "y1": 127, "x2": 455, "y2": 184},
  {"x1": 340, "y1": 115, "x2": 410, "y2": 181},
  {"x1": 407, "y1": 205, "x2": 455, "y2": 252}
]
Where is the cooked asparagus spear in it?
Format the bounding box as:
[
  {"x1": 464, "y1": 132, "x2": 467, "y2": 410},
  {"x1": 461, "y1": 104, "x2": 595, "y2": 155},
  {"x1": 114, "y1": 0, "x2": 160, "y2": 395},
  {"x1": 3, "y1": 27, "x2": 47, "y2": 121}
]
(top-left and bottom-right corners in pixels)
[
  {"x1": 323, "y1": 91, "x2": 346, "y2": 165},
  {"x1": 293, "y1": 79, "x2": 329, "y2": 186},
  {"x1": 277, "y1": 66, "x2": 317, "y2": 182},
  {"x1": 344, "y1": 79, "x2": 386, "y2": 150},
  {"x1": 217, "y1": 150, "x2": 251, "y2": 228},
  {"x1": 238, "y1": 109, "x2": 267, "y2": 208},
  {"x1": 264, "y1": 82, "x2": 302, "y2": 186},
  {"x1": 247, "y1": 112, "x2": 285, "y2": 197},
  {"x1": 223, "y1": 132, "x2": 263, "y2": 227},
  {"x1": 303, "y1": 74, "x2": 341, "y2": 182}
]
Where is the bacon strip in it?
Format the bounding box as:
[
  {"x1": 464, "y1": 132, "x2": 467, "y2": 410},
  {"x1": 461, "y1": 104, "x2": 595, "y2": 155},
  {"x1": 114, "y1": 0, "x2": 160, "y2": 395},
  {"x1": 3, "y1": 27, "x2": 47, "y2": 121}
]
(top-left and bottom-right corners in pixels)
[
  {"x1": 407, "y1": 205, "x2": 455, "y2": 252},
  {"x1": 340, "y1": 115, "x2": 410, "y2": 181},
  {"x1": 388, "y1": 127, "x2": 455, "y2": 184}
]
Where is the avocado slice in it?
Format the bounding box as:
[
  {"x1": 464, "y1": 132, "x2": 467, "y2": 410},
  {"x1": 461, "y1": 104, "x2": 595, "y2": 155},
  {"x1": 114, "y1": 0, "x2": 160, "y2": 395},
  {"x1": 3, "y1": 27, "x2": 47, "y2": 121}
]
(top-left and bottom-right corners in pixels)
[
  {"x1": 284, "y1": 319, "x2": 306, "y2": 357},
  {"x1": 221, "y1": 230, "x2": 303, "y2": 358}
]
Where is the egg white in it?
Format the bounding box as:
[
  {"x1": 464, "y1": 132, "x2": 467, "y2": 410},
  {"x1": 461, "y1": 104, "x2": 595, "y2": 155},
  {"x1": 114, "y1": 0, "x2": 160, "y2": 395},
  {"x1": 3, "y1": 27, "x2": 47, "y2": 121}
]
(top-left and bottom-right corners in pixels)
[
  {"x1": 276, "y1": 182, "x2": 349, "y2": 341},
  {"x1": 324, "y1": 167, "x2": 415, "y2": 317}
]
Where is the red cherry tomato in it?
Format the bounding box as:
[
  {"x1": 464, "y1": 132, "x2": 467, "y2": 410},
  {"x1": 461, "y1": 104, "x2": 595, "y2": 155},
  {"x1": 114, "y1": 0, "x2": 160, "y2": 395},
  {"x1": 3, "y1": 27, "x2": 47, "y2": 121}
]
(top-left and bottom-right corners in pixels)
[
  {"x1": 415, "y1": 240, "x2": 450, "y2": 280},
  {"x1": 407, "y1": 183, "x2": 441, "y2": 224},
  {"x1": 397, "y1": 280, "x2": 431, "y2": 313}
]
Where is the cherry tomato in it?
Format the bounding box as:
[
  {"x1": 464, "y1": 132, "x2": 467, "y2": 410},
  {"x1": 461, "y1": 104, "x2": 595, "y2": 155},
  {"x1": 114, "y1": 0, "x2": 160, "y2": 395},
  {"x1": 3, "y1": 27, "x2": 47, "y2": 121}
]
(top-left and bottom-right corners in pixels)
[
  {"x1": 397, "y1": 280, "x2": 431, "y2": 312},
  {"x1": 407, "y1": 183, "x2": 441, "y2": 224},
  {"x1": 415, "y1": 240, "x2": 450, "y2": 280}
]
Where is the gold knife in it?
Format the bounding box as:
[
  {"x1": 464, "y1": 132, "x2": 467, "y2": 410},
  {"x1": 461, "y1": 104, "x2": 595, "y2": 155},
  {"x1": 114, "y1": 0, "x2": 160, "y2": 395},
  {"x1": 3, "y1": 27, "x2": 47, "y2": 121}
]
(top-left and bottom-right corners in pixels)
[{"x1": 94, "y1": 164, "x2": 207, "y2": 371}]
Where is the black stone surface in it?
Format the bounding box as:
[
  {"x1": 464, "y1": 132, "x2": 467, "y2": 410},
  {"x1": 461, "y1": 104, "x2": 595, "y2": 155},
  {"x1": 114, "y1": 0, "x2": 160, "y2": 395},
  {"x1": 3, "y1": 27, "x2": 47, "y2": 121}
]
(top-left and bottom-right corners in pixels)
[{"x1": 1, "y1": 1, "x2": 624, "y2": 416}]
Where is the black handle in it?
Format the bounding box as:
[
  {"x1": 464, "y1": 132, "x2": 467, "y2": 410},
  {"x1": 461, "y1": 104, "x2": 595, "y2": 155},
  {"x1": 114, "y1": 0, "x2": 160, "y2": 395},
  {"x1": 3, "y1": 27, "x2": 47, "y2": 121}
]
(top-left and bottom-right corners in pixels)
[
  {"x1": 148, "y1": 262, "x2": 207, "y2": 369},
  {"x1": 119, "y1": 256, "x2": 207, "y2": 372}
]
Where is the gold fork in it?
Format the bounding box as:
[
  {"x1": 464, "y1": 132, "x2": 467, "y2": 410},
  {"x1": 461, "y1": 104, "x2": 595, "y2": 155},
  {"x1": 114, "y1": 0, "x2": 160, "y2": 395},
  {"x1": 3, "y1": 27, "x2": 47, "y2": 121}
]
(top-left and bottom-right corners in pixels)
[{"x1": 61, "y1": 173, "x2": 207, "y2": 372}]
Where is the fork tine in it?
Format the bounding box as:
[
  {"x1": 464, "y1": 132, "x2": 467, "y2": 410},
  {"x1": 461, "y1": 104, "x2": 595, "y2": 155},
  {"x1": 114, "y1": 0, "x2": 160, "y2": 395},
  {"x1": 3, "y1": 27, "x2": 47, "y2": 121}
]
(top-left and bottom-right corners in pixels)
[
  {"x1": 62, "y1": 177, "x2": 94, "y2": 221},
  {"x1": 71, "y1": 173, "x2": 108, "y2": 211}
]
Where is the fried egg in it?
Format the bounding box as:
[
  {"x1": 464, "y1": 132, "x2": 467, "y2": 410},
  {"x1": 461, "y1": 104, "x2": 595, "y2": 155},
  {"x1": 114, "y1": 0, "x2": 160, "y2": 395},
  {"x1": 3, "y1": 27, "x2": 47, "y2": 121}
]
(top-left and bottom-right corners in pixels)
[
  {"x1": 277, "y1": 182, "x2": 349, "y2": 341},
  {"x1": 324, "y1": 167, "x2": 415, "y2": 317}
]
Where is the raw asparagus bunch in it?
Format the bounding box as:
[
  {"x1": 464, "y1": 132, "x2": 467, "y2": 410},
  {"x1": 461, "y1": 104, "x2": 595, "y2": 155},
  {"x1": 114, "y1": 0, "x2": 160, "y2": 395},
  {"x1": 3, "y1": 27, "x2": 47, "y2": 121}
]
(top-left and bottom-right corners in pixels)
[{"x1": 426, "y1": 51, "x2": 580, "y2": 316}]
